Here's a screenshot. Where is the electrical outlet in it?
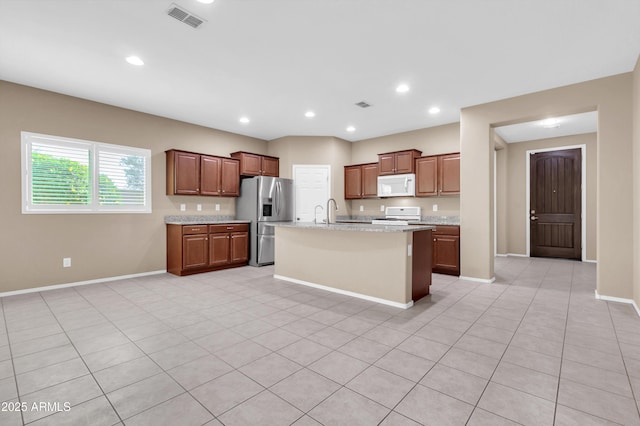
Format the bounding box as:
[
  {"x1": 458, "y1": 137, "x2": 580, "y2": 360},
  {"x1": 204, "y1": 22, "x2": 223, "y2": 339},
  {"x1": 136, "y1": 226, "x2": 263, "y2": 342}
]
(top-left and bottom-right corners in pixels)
[
  {"x1": 359, "y1": 205, "x2": 364, "y2": 212},
  {"x1": 433, "y1": 204, "x2": 438, "y2": 211},
  {"x1": 197, "y1": 204, "x2": 202, "y2": 211},
  {"x1": 180, "y1": 204, "x2": 186, "y2": 211},
  {"x1": 63, "y1": 258, "x2": 71, "y2": 268},
  {"x1": 215, "y1": 204, "x2": 220, "y2": 211},
  {"x1": 380, "y1": 205, "x2": 385, "y2": 212}
]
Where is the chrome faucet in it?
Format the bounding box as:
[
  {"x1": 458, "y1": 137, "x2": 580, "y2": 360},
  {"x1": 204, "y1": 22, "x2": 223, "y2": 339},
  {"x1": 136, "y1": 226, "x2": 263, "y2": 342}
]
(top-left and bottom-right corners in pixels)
[
  {"x1": 314, "y1": 205, "x2": 324, "y2": 224},
  {"x1": 326, "y1": 198, "x2": 338, "y2": 224}
]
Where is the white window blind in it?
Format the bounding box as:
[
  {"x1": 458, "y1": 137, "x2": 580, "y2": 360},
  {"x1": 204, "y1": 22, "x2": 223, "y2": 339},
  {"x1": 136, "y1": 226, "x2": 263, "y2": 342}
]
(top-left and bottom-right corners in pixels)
[{"x1": 22, "y1": 132, "x2": 152, "y2": 214}]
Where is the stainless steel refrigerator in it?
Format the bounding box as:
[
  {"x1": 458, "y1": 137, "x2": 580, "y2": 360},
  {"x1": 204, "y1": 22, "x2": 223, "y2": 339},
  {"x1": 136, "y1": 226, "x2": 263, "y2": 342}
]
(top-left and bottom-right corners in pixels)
[{"x1": 236, "y1": 176, "x2": 294, "y2": 266}]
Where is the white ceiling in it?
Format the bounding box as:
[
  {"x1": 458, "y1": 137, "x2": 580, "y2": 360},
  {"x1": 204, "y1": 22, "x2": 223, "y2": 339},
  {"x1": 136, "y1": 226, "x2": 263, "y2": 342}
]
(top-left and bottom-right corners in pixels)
[
  {"x1": 494, "y1": 111, "x2": 598, "y2": 143},
  {"x1": 1, "y1": 0, "x2": 638, "y2": 142}
]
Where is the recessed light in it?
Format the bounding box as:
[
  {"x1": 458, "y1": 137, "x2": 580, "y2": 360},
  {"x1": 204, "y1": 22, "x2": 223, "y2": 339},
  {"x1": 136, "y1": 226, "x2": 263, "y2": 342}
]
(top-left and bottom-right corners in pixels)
[
  {"x1": 305, "y1": 111, "x2": 315, "y2": 118},
  {"x1": 346, "y1": 126, "x2": 356, "y2": 132},
  {"x1": 428, "y1": 106, "x2": 440, "y2": 114},
  {"x1": 239, "y1": 117, "x2": 250, "y2": 124},
  {"x1": 396, "y1": 84, "x2": 410, "y2": 93},
  {"x1": 197, "y1": 0, "x2": 215, "y2": 3},
  {"x1": 125, "y1": 56, "x2": 144, "y2": 66}
]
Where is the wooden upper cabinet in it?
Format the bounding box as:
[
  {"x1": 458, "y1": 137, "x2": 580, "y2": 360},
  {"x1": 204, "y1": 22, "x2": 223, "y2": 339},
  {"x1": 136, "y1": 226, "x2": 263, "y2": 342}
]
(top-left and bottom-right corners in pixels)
[
  {"x1": 415, "y1": 152, "x2": 460, "y2": 197},
  {"x1": 344, "y1": 163, "x2": 378, "y2": 199},
  {"x1": 230, "y1": 151, "x2": 280, "y2": 177},
  {"x1": 200, "y1": 155, "x2": 221, "y2": 196},
  {"x1": 166, "y1": 149, "x2": 240, "y2": 197},
  {"x1": 415, "y1": 156, "x2": 438, "y2": 196},
  {"x1": 361, "y1": 163, "x2": 379, "y2": 198},
  {"x1": 439, "y1": 153, "x2": 460, "y2": 195},
  {"x1": 220, "y1": 158, "x2": 240, "y2": 196},
  {"x1": 377, "y1": 149, "x2": 422, "y2": 175},
  {"x1": 262, "y1": 156, "x2": 279, "y2": 177},
  {"x1": 167, "y1": 150, "x2": 200, "y2": 195}
]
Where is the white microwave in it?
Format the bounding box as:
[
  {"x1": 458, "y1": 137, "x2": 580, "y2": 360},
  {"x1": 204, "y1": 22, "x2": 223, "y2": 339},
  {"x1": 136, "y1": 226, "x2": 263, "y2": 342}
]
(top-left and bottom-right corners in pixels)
[{"x1": 377, "y1": 173, "x2": 416, "y2": 197}]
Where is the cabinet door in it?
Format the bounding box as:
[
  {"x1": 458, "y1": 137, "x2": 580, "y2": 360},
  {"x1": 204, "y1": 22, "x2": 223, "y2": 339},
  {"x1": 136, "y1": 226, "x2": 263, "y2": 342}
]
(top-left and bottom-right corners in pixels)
[
  {"x1": 395, "y1": 151, "x2": 416, "y2": 174},
  {"x1": 230, "y1": 232, "x2": 248, "y2": 263},
  {"x1": 238, "y1": 152, "x2": 263, "y2": 176},
  {"x1": 439, "y1": 153, "x2": 460, "y2": 195},
  {"x1": 200, "y1": 155, "x2": 221, "y2": 196},
  {"x1": 183, "y1": 234, "x2": 208, "y2": 269},
  {"x1": 344, "y1": 166, "x2": 363, "y2": 199},
  {"x1": 378, "y1": 154, "x2": 396, "y2": 175},
  {"x1": 361, "y1": 163, "x2": 379, "y2": 198},
  {"x1": 209, "y1": 233, "x2": 230, "y2": 266},
  {"x1": 220, "y1": 158, "x2": 240, "y2": 196},
  {"x1": 262, "y1": 157, "x2": 279, "y2": 177},
  {"x1": 174, "y1": 151, "x2": 200, "y2": 195},
  {"x1": 416, "y1": 156, "x2": 438, "y2": 196},
  {"x1": 433, "y1": 235, "x2": 460, "y2": 275}
]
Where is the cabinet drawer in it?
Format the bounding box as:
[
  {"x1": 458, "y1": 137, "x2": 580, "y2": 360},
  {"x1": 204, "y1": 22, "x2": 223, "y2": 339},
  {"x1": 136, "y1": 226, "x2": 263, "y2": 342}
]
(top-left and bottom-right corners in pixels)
[
  {"x1": 182, "y1": 225, "x2": 209, "y2": 235},
  {"x1": 209, "y1": 224, "x2": 248, "y2": 234},
  {"x1": 433, "y1": 225, "x2": 460, "y2": 236}
]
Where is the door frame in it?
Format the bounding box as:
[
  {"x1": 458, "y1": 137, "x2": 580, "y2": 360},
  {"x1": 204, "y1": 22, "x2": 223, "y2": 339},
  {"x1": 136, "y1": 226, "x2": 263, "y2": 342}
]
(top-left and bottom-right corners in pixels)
[
  {"x1": 292, "y1": 164, "x2": 332, "y2": 222},
  {"x1": 525, "y1": 144, "x2": 586, "y2": 260}
]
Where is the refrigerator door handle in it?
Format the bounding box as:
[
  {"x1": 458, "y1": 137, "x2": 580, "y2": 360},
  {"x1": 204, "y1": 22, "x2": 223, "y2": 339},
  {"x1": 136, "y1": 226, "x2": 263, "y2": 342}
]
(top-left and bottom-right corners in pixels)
[{"x1": 275, "y1": 180, "x2": 281, "y2": 216}]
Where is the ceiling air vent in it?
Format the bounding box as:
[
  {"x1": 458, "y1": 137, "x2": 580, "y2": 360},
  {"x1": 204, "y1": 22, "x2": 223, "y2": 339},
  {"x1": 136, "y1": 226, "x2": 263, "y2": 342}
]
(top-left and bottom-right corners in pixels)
[
  {"x1": 167, "y1": 3, "x2": 205, "y2": 29},
  {"x1": 355, "y1": 101, "x2": 372, "y2": 108}
]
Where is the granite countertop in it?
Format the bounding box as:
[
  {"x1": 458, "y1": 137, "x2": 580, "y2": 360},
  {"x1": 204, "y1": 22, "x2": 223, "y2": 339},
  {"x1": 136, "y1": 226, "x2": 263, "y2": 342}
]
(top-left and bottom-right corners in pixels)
[
  {"x1": 165, "y1": 215, "x2": 251, "y2": 225},
  {"x1": 266, "y1": 222, "x2": 435, "y2": 233},
  {"x1": 336, "y1": 215, "x2": 460, "y2": 226}
]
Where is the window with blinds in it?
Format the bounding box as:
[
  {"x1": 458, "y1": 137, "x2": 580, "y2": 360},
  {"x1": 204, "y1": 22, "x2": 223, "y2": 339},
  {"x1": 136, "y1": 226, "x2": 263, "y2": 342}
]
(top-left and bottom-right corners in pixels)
[{"x1": 22, "y1": 132, "x2": 151, "y2": 214}]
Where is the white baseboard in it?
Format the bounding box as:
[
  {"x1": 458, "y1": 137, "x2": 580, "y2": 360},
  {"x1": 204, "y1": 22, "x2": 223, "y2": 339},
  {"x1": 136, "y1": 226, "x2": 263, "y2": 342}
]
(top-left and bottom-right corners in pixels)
[
  {"x1": 495, "y1": 254, "x2": 508, "y2": 258},
  {"x1": 506, "y1": 253, "x2": 529, "y2": 258},
  {"x1": 583, "y1": 259, "x2": 597, "y2": 264},
  {"x1": 273, "y1": 274, "x2": 413, "y2": 309},
  {"x1": 459, "y1": 275, "x2": 496, "y2": 284},
  {"x1": 595, "y1": 290, "x2": 640, "y2": 318},
  {"x1": 0, "y1": 270, "x2": 167, "y2": 298}
]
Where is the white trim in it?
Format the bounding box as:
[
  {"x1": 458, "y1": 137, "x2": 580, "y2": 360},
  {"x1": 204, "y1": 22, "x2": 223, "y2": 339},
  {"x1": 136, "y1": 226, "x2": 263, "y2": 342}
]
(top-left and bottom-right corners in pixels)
[
  {"x1": 506, "y1": 253, "x2": 529, "y2": 257},
  {"x1": 583, "y1": 259, "x2": 597, "y2": 264},
  {"x1": 459, "y1": 275, "x2": 496, "y2": 284},
  {"x1": 0, "y1": 270, "x2": 166, "y2": 298},
  {"x1": 595, "y1": 290, "x2": 640, "y2": 317},
  {"x1": 526, "y1": 144, "x2": 587, "y2": 260},
  {"x1": 273, "y1": 274, "x2": 413, "y2": 309},
  {"x1": 494, "y1": 149, "x2": 497, "y2": 257},
  {"x1": 495, "y1": 254, "x2": 508, "y2": 257}
]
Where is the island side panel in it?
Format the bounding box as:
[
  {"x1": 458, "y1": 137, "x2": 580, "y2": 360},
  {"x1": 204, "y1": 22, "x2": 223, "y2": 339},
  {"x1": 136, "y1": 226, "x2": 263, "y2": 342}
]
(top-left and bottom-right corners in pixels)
[
  {"x1": 411, "y1": 229, "x2": 432, "y2": 300},
  {"x1": 274, "y1": 227, "x2": 412, "y2": 305}
]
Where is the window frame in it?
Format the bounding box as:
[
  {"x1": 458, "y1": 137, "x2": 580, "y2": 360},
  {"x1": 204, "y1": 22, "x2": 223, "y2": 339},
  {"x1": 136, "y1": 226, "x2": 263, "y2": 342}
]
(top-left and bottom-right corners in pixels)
[{"x1": 21, "y1": 131, "x2": 152, "y2": 214}]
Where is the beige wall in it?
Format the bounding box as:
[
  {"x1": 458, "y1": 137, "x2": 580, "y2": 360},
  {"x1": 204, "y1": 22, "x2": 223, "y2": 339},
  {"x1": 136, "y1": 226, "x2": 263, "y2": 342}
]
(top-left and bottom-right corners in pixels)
[
  {"x1": 634, "y1": 56, "x2": 640, "y2": 307},
  {"x1": 494, "y1": 133, "x2": 508, "y2": 255},
  {"x1": 461, "y1": 73, "x2": 633, "y2": 299},
  {"x1": 267, "y1": 136, "x2": 353, "y2": 216},
  {"x1": 498, "y1": 134, "x2": 597, "y2": 260},
  {"x1": 0, "y1": 81, "x2": 267, "y2": 292},
  {"x1": 350, "y1": 123, "x2": 461, "y2": 217}
]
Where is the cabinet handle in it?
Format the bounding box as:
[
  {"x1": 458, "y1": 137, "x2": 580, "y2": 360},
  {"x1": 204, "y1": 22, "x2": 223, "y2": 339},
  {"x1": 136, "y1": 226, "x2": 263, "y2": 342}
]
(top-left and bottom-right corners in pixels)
[
  {"x1": 226, "y1": 227, "x2": 234, "y2": 230},
  {"x1": 434, "y1": 239, "x2": 437, "y2": 242}
]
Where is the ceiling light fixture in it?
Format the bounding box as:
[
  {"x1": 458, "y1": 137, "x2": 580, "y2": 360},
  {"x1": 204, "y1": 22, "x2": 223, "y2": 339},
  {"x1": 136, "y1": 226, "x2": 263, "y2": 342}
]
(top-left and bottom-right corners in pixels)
[
  {"x1": 305, "y1": 111, "x2": 315, "y2": 118},
  {"x1": 239, "y1": 117, "x2": 250, "y2": 124},
  {"x1": 541, "y1": 118, "x2": 560, "y2": 128},
  {"x1": 396, "y1": 84, "x2": 410, "y2": 93},
  {"x1": 346, "y1": 126, "x2": 356, "y2": 132},
  {"x1": 428, "y1": 106, "x2": 440, "y2": 114},
  {"x1": 125, "y1": 56, "x2": 144, "y2": 66}
]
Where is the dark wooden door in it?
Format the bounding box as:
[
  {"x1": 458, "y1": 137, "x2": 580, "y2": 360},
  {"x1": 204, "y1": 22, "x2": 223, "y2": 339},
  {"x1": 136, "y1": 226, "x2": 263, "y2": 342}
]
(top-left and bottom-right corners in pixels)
[{"x1": 530, "y1": 148, "x2": 581, "y2": 260}]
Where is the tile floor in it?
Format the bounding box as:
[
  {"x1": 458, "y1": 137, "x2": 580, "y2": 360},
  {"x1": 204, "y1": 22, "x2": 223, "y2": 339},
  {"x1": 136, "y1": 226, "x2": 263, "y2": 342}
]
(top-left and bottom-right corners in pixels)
[{"x1": 0, "y1": 256, "x2": 639, "y2": 425}]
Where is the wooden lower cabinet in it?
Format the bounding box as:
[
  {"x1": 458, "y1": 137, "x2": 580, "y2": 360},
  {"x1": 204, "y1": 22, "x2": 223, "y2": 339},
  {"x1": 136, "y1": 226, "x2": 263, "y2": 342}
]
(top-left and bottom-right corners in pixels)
[
  {"x1": 167, "y1": 223, "x2": 249, "y2": 276},
  {"x1": 432, "y1": 225, "x2": 460, "y2": 276}
]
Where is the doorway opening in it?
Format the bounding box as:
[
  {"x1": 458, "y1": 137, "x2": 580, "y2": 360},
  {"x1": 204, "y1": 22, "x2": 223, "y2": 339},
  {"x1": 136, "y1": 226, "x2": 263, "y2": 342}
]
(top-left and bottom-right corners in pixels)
[{"x1": 292, "y1": 165, "x2": 331, "y2": 223}]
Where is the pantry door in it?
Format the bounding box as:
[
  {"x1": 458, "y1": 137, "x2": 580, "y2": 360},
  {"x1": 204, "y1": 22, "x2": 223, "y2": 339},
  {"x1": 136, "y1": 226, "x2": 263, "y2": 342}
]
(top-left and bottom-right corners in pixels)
[
  {"x1": 293, "y1": 165, "x2": 330, "y2": 223},
  {"x1": 529, "y1": 148, "x2": 581, "y2": 260}
]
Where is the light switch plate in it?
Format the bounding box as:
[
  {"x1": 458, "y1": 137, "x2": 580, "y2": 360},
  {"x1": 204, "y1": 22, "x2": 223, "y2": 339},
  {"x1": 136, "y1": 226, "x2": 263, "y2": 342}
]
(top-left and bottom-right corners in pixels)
[
  {"x1": 180, "y1": 204, "x2": 186, "y2": 211},
  {"x1": 63, "y1": 258, "x2": 71, "y2": 267}
]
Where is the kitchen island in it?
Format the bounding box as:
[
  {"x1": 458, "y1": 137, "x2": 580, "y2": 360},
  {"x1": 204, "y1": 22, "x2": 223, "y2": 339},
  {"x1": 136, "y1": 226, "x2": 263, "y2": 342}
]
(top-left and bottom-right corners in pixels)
[{"x1": 268, "y1": 222, "x2": 434, "y2": 309}]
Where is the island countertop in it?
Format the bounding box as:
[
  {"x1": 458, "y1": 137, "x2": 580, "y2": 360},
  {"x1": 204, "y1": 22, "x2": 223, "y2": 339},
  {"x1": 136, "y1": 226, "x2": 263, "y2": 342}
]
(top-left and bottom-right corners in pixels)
[{"x1": 266, "y1": 222, "x2": 434, "y2": 233}]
